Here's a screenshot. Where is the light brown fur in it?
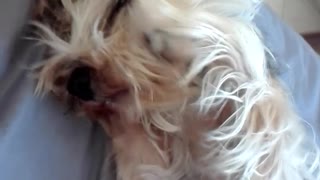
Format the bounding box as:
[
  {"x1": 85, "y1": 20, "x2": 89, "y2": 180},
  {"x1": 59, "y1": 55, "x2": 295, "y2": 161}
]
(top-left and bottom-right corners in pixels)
[{"x1": 31, "y1": 0, "x2": 320, "y2": 179}]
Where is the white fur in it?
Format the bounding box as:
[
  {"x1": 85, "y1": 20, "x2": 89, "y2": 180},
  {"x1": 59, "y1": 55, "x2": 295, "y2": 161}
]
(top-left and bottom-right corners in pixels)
[{"x1": 32, "y1": 0, "x2": 320, "y2": 179}]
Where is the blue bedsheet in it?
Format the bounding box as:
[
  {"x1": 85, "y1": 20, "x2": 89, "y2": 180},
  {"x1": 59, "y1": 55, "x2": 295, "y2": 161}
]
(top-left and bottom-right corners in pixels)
[{"x1": 0, "y1": 1, "x2": 319, "y2": 180}]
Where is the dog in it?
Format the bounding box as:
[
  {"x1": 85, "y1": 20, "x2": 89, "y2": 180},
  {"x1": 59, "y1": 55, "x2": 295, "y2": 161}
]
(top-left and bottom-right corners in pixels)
[{"x1": 30, "y1": 0, "x2": 320, "y2": 179}]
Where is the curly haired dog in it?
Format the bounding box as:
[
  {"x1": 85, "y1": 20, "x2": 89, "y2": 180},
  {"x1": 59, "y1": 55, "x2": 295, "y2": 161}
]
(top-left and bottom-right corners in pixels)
[{"x1": 31, "y1": 0, "x2": 320, "y2": 179}]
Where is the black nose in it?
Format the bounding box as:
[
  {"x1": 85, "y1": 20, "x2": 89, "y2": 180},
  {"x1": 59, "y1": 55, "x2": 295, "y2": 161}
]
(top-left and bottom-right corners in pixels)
[{"x1": 67, "y1": 66, "x2": 95, "y2": 101}]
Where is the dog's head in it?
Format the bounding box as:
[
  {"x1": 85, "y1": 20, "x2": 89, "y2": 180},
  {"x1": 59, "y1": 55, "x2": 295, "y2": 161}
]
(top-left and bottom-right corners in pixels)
[
  {"x1": 32, "y1": 0, "x2": 202, "y2": 124},
  {"x1": 32, "y1": 0, "x2": 264, "y2": 127}
]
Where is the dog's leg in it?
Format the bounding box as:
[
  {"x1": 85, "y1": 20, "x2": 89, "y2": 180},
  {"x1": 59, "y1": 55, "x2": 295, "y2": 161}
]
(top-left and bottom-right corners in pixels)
[
  {"x1": 193, "y1": 83, "x2": 318, "y2": 179},
  {"x1": 100, "y1": 121, "x2": 169, "y2": 180}
]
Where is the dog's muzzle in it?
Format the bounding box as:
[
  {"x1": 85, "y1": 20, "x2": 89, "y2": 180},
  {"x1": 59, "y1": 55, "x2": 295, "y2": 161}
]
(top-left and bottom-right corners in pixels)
[{"x1": 67, "y1": 66, "x2": 95, "y2": 101}]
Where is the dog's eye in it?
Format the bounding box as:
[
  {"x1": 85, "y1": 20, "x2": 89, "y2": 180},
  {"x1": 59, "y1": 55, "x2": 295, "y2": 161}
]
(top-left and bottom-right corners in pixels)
[
  {"x1": 144, "y1": 30, "x2": 196, "y2": 65},
  {"x1": 107, "y1": 0, "x2": 131, "y2": 28},
  {"x1": 144, "y1": 31, "x2": 175, "y2": 64}
]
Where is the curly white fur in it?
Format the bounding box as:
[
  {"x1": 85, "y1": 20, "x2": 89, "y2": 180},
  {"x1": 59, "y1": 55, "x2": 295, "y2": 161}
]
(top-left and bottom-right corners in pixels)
[{"x1": 132, "y1": 1, "x2": 320, "y2": 179}]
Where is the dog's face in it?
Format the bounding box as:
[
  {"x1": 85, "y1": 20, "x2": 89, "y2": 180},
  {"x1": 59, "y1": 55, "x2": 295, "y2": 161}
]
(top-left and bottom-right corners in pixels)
[{"x1": 33, "y1": 0, "x2": 199, "y2": 123}]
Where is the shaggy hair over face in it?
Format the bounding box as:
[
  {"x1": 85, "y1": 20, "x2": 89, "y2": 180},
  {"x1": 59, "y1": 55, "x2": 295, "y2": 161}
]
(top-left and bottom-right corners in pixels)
[{"x1": 31, "y1": 0, "x2": 320, "y2": 179}]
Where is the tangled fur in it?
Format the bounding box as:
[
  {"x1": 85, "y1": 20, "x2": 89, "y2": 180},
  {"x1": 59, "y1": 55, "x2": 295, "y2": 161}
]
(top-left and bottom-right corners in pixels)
[{"x1": 31, "y1": 0, "x2": 320, "y2": 179}]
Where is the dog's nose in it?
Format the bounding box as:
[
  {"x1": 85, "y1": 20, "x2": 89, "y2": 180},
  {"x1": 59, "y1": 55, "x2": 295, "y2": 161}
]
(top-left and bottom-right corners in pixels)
[{"x1": 67, "y1": 66, "x2": 95, "y2": 101}]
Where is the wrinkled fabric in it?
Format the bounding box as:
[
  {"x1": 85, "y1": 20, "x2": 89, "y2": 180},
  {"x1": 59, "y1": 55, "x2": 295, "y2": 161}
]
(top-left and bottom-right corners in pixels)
[
  {"x1": 254, "y1": 7, "x2": 320, "y2": 138},
  {"x1": 0, "y1": 2, "x2": 319, "y2": 180},
  {"x1": 0, "y1": 1, "x2": 107, "y2": 180}
]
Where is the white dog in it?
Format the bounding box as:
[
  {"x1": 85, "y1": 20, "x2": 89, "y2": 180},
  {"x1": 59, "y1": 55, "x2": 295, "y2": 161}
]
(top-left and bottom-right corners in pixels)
[{"x1": 31, "y1": 0, "x2": 320, "y2": 179}]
